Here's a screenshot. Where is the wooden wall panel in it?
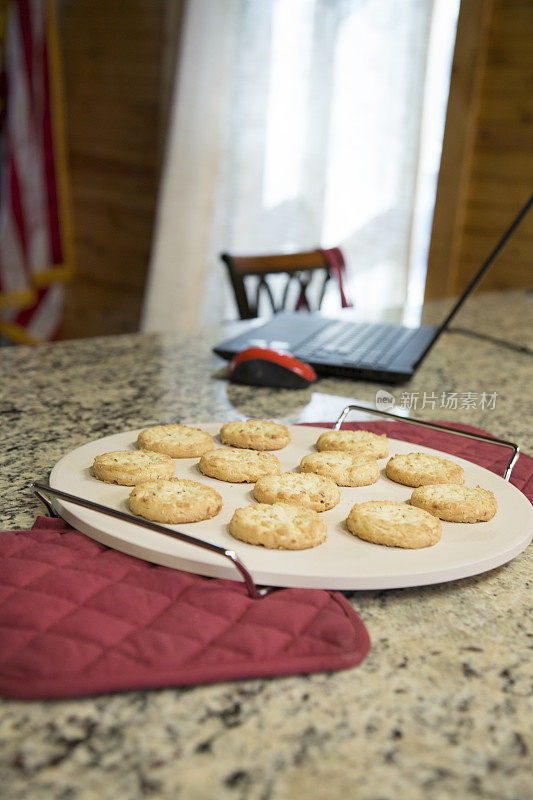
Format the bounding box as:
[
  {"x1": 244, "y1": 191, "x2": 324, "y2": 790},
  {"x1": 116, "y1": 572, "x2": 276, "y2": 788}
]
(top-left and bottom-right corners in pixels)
[
  {"x1": 426, "y1": 0, "x2": 533, "y2": 299},
  {"x1": 57, "y1": 0, "x2": 184, "y2": 339}
]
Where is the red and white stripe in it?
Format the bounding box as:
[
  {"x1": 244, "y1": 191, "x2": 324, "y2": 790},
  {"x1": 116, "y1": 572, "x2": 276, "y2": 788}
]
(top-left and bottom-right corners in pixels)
[{"x1": 0, "y1": 0, "x2": 65, "y2": 343}]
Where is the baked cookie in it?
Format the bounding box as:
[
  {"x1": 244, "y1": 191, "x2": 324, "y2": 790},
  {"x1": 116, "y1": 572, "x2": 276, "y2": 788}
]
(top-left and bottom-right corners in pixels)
[
  {"x1": 386, "y1": 452, "x2": 465, "y2": 487},
  {"x1": 128, "y1": 478, "x2": 222, "y2": 524},
  {"x1": 253, "y1": 472, "x2": 340, "y2": 512},
  {"x1": 137, "y1": 424, "x2": 213, "y2": 458},
  {"x1": 198, "y1": 448, "x2": 282, "y2": 482},
  {"x1": 229, "y1": 502, "x2": 327, "y2": 550},
  {"x1": 91, "y1": 450, "x2": 175, "y2": 486},
  {"x1": 316, "y1": 429, "x2": 388, "y2": 458},
  {"x1": 300, "y1": 451, "x2": 380, "y2": 487},
  {"x1": 410, "y1": 484, "x2": 497, "y2": 523},
  {"x1": 220, "y1": 419, "x2": 291, "y2": 450},
  {"x1": 347, "y1": 500, "x2": 441, "y2": 549}
]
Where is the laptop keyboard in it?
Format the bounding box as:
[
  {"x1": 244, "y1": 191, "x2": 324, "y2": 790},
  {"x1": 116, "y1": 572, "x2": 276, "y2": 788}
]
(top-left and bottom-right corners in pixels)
[{"x1": 297, "y1": 321, "x2": 417, "y2": 369}]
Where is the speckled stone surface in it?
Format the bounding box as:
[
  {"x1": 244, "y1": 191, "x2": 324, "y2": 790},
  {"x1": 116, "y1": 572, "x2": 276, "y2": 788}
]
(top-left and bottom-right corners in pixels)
[{"x1": 1, "y1": 290, "x2": 532, "y2": 800}]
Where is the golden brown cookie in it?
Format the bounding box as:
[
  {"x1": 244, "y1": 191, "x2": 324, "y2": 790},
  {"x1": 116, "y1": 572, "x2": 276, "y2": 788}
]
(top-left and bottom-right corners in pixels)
[
  {"x1": 316, "y1": 429, "x2": 388, "y2": 458},
  {"x1": 198, "y1": 448, "x2": 282, "y2": 482},
  {"x1": 346, "y1": 500, "x2": 442, "y2": 548},
  {"x1": 128, "y1": 478, "x2": 222, "y2": 523},
  {"x1": 220, "y1": 419, "x2": 291, "y2": 450},
  {"x1": 91, "y1": 450, "x2": 175, "y2": 486},
  {"x1": 229, "y1": 502, "x2": 327, "y2": 549},
  {"x1": 253, "y1": 472, "x2": 340, "y2": 512},
  {"x1": 410, "y1": 484, "x2": 497, "y2": 523},
  {"x1": 300, "y1": 451, "x2": 380, "y2": 487},
  {"x1": 386, "y1": 452, "x2": 465, "y2": 487},
  {"x1": 137, "y1": 424, "x2": 213, "y2": 458}
]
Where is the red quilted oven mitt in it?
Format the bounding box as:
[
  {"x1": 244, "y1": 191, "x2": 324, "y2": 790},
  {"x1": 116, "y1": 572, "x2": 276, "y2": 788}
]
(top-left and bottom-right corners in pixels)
[{"x1": 0, "y1": 517, "x2": 370, "y2": 699}]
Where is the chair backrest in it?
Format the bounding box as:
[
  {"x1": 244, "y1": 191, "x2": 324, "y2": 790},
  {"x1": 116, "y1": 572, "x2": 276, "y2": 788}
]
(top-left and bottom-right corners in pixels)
[{"x1": 221, "y1": 249, "x2": 333, "y2": 320}]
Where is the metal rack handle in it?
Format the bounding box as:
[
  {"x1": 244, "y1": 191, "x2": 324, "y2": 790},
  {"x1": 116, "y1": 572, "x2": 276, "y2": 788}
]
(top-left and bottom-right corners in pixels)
[
  {"x1": 334, "y1": 404, "x2": 520, "y2": 481},
  {"x1": 28, "y1": 482, "x2": 267, "y2": 600}
]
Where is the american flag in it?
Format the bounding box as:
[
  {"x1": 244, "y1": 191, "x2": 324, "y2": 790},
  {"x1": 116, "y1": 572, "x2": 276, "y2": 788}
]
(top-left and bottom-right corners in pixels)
[{"x1": 0, "y1": 0, "x2": 73, "y2": 345}]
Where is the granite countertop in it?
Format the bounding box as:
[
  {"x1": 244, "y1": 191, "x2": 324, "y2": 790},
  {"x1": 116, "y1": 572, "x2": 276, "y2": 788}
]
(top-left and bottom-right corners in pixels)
[{"x1": 1, "y1": 289, "x2": 532, "y2": 800}]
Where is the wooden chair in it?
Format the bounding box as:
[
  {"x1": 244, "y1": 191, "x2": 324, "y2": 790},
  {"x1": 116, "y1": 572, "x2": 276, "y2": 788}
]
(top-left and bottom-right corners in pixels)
[{"x1": 221, "y1": 248, "x2": 351, "y2": 320}]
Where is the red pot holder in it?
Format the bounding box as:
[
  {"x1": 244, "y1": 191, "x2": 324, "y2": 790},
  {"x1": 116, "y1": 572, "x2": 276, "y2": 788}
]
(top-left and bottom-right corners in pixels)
[{"x1": 0, "y1": 524, "x2": 369, "y2": 700}]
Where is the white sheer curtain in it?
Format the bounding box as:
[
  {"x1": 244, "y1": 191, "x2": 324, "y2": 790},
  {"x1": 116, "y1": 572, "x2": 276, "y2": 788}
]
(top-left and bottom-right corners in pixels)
[{"x1": 141, "y1": 0, "x2": 458, "y2": 334}]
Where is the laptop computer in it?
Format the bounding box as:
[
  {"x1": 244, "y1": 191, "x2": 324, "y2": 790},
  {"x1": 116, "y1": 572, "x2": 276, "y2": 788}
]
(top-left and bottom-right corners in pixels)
[{"x1": 214, "y1": 194, "x2": 532, "y2": 384}]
